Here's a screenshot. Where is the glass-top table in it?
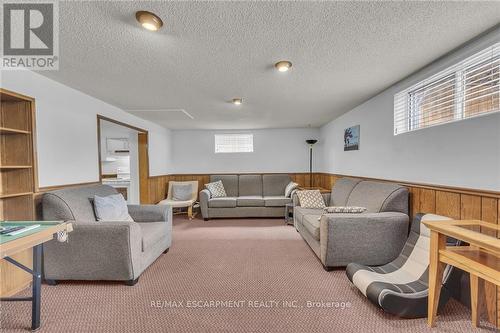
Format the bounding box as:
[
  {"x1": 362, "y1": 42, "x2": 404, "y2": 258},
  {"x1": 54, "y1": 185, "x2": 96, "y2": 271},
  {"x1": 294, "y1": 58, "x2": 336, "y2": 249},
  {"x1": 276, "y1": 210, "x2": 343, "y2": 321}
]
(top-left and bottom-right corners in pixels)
[
  {"x1": 423, "y1": 219, "x2": 500, "y2": 329},
  {"x1": 0, "y1": 221, "x2": 69, "y2": 246},
  {"x1": 0, "y1": 220, "x2": 72, "y2": 331}
]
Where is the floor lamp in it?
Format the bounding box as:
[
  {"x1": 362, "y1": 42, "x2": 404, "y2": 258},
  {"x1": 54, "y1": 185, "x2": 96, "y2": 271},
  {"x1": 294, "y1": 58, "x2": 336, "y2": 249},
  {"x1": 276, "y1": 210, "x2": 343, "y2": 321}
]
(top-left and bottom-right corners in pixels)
[{"x1": 306, "y1": 139, "x2": 318, "y2": 187}]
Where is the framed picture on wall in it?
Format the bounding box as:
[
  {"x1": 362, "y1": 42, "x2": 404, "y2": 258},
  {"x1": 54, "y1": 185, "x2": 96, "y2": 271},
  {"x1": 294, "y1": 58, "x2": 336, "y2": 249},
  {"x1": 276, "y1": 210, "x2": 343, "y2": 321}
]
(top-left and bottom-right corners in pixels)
[{"x1": 344, "y1": 125, "x2": 360, "y2": 151}]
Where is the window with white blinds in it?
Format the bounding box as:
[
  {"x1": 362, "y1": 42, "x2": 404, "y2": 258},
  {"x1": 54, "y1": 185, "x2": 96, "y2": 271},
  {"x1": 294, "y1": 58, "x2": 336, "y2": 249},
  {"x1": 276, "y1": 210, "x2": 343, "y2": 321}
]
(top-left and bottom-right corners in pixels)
[
  {"x1": 394, "y1": 43, "x2": 500, "y2": 135},
  {"x1": 214, "y1": 134, "x2": 254, "y2": 153}
]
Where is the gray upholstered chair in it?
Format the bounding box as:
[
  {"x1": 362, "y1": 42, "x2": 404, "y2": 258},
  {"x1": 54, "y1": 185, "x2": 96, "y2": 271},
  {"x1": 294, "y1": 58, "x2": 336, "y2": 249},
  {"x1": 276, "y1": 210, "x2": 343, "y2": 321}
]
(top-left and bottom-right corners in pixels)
[
  {"x1": 42, "y1": 184, "x2": 172, "y2": 286},
  {"x1": 294, "y1": 177, "x2": 409, "y2": 270},
  {"x1": 346, "y1": 213, "x2": 458, "y2": 318}
]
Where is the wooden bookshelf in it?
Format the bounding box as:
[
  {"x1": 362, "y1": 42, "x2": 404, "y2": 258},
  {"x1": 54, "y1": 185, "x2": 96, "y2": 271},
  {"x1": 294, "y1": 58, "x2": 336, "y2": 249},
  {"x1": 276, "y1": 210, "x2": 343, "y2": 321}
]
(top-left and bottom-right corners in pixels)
[{"x1": 0, "y1": 88, "x2": 37, "y2": 297}]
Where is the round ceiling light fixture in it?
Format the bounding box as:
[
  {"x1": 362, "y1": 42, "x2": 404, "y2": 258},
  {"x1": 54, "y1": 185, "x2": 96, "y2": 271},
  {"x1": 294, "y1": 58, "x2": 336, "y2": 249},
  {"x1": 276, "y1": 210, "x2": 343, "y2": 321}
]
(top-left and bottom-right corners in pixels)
[
  {"x1": 232, "y1": 98, "x2": 243, "y2": 105},
  {"x1": 275, "y1": 60, "x2": 292, "y2": 72},
  {"x1": 136, "y1": 11, "x2": 163, "y2": 31}
]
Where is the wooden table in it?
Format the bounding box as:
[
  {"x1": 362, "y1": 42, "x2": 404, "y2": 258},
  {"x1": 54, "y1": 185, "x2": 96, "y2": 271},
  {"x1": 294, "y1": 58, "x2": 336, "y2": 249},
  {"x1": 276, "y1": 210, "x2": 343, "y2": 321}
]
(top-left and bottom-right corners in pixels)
[
  {"x1": 0, "y1": 221, "x2": 72, "y2": 331},
  {"x1": 424, "y1": 219, "x2": 500, "y2": 328},
  {"x1": 297, "y1": 186, "x2": 330, "y2": 193}
]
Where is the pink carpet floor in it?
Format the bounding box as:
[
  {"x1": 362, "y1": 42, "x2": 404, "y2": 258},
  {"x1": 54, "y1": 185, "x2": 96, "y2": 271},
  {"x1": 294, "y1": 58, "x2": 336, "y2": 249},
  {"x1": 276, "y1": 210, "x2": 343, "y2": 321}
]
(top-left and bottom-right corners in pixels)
[{"x1": 0, "y1": 216, "x2": 495, "y2": 332}]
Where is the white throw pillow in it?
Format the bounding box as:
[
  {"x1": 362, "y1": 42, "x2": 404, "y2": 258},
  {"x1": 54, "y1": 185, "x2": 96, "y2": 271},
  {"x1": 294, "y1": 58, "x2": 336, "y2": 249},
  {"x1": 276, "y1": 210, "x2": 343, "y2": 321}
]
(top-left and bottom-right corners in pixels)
[
  {"x1": 324, "y1": 206, "x2": 367, "y2": 213},
  {"x1": 93, "y1": 194, "x2": 134, "y2": 222},
  {"x1": 296, "y1": 190, "x2": 326, "y2": 209},
  {"x1": 172, "y1": 183, "x2": 193, "y2": 201},
  {"x1": 205, "y1": 180, "x2": 227, "y2": 198},
  {"x1": 284, "y1": 181, "x2": 299, "y2": 197}
]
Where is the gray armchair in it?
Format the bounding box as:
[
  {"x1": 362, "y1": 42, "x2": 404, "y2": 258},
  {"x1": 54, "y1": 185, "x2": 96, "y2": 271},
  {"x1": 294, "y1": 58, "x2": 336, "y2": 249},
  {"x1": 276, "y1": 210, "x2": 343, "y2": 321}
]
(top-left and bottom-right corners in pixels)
[{"x1": 42, "y1": 185, "x2": 172, "y2": 286}]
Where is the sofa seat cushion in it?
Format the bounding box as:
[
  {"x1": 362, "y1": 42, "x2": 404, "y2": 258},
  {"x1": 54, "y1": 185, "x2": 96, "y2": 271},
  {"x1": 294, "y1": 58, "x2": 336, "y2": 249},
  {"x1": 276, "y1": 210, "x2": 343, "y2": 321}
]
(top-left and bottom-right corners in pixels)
[
  {"x1": 294, "y1": 207, "x2": 324, "y2": 225},
  {"x1": 302, "y1": 214, "x2": 321, "y2": 241},
  {"x1": 139, "y1": 222, "x2": 168, "y2": 252},
  {"x1": 264, "y1": 196, "x2": 291, "y2": 207},
  {"x1": 208, "y1": 197, "x2": 237, "y2": 208},
  {"x1": 237, "y1": 196, "x2": 264, "y2": 207}
]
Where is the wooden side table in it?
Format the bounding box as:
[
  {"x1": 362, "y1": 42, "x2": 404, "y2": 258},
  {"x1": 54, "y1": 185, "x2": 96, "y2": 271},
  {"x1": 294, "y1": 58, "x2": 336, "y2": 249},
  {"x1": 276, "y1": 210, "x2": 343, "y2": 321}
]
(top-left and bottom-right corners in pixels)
[
  {"x1": 297, "y1": 186, "x2": 330, "y2": 194},
  {"x1": 285, "y1": 203, "x2": 294, "y2": 225},
  {"x1": 423, "y1": 219, "x2": 500, "y2": 329},
  {"x1": 191, "y1": 202, "x2": 200, "y2": 220}
]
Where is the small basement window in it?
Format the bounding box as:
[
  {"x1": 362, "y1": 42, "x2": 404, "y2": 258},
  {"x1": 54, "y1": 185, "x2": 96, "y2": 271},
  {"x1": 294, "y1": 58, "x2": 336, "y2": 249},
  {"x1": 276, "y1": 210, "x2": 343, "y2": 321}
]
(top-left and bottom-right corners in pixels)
[
  {"x1": 214, "y1": 134, "x2": 254, "y2": 153},
  {"x1": 394, "y1": 43, "x2": 499, "y2": 135}
]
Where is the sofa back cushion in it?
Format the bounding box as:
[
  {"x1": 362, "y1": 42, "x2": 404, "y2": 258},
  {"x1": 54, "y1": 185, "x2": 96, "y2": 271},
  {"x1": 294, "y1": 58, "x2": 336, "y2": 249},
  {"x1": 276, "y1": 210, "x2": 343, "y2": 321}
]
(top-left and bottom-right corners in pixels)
[
  {"x1": 42, "y1": 185, "x2": 117, "y2": 222},
  {"x1": 263, "y1": 174, "x2": 291, "y2": 196},
  {"x1": 346, "y1": 180, "x2": 408, "y2": 214},
  {"x1": 205, "y1": 180, "x2": 227, "y2": 198},
  {"x1": 238, "y1": 175, "x2": 263, "y2": 196},
  {"x1": 380, "y1": 186, "x2": 409, "y2": 214},
  {"x1": 330, "y1": 177, "x2": 363, "y2": 206},
  {"x1": 210, "y1": 175, "x2": 238, "y2": 197}
]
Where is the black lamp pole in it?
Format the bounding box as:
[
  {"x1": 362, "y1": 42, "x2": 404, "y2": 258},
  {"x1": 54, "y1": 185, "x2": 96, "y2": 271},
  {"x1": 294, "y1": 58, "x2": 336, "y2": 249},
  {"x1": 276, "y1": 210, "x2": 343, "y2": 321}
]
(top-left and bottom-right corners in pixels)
[{"x1": 306, "y1": 139, "x2": 318, "y2": 188}]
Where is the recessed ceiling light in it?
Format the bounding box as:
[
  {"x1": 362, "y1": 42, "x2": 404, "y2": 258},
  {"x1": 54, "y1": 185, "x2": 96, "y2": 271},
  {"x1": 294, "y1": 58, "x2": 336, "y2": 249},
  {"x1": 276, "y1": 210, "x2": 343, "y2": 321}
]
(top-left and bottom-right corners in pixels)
[
  {"x1": 275, "y1": 60, "x2": 292, "y2": 72},
  {"x1": 232, "y1": 98, "x2": 243, "y2": 105},
  {"x1": 136, "y1": 11, "x2": 163, "y2": 31}
]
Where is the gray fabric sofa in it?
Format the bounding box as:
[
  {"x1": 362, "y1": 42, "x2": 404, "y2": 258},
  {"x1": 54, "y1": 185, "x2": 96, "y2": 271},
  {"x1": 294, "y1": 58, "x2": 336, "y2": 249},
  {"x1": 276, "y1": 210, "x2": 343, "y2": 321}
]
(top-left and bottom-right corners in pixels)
[
  {"x1": 200, "y1": 174, "x2": 292, "y2": 220},
  {"x1": 294, "y1": 177, "x2": 409, "y2": 270},
  {"x1": 42, "y1": 184, "x2": 172, "y2": 285}
]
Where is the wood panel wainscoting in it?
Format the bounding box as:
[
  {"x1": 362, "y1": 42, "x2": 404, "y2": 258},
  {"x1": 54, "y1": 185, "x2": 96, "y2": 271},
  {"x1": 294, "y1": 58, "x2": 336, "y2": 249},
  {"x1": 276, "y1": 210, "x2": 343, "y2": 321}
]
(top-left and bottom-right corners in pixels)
[
  {"x1": 143, "y1": 173, "x2": 316, "y2": 205},
  {"x1": 34, "y1": 172, "x2": 315, "y2": 213},
  {"x1": 314, "y1": 172, "x2": 500, "y2": 328}
]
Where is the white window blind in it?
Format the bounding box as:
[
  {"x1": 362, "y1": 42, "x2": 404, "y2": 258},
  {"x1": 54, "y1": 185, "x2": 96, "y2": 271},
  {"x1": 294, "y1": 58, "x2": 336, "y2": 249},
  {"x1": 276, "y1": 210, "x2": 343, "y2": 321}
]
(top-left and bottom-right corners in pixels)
[
  {"x1": 214, "y1": 134, "x2": 254, "y2": 153},
  {"x1": 394, "y1": 43, "x2": 500, "y2": 135}
]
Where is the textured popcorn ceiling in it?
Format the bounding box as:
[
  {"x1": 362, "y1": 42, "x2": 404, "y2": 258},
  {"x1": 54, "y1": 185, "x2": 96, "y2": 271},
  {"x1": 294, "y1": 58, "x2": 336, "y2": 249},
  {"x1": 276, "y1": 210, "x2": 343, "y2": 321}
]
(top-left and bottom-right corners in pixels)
[{"x1": 40, "y1": 1, "x2": 500, "y2": 129}]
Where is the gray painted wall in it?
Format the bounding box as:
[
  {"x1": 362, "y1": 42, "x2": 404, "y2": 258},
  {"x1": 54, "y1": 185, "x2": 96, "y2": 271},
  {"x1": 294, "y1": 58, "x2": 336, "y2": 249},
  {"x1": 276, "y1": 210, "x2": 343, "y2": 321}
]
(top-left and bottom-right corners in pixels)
[
  {"x1": 172, "y1": 128, "x2": 320, "y2": 174},
  {"x1": 1, "y1": 70, "x2": 173, "y2": 187},
  {"x1": 318, "y1": 27, "x2": 500, "y2": 191}
]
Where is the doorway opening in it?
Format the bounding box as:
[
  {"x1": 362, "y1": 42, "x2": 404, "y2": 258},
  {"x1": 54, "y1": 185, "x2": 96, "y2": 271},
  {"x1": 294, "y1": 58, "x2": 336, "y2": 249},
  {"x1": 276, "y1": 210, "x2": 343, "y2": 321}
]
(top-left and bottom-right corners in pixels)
[{"x1": 97, "y1": 115, "x2": 148, "y2": 204}]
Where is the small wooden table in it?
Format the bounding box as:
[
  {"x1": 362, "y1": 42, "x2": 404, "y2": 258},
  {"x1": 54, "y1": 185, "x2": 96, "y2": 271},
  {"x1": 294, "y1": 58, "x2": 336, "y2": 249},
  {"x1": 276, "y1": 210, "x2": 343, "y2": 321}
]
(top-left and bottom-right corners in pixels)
[
  {"x1": 0, "y1": 221, "x2": 72, "y2": 331},
  {"x1": 424, "y1": 219, "x2": 500, "y2": 328}
]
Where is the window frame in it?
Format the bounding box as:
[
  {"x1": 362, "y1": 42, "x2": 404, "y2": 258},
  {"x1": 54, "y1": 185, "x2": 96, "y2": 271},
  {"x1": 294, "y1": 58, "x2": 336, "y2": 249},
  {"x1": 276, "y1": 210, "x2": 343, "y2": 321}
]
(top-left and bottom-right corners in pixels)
[
  {"x1": 394, "y1": 43, "x2": 500, "y2": 135},
  {"x1": 214, "y1": 133, "x2": 254, "y2": 154}
]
